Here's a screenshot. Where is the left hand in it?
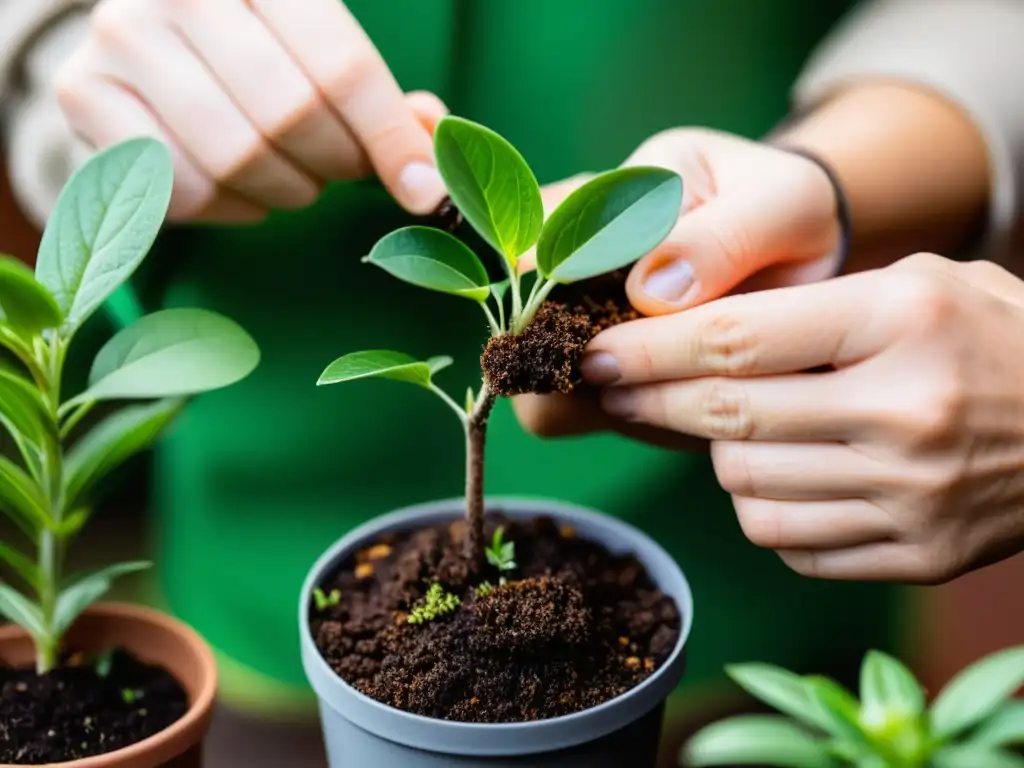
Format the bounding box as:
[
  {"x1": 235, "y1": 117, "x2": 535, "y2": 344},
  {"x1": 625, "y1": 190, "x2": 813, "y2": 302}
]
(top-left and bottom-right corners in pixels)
[{"x1": 581, "y1": 253, "x2": 1024, "y2": 584}]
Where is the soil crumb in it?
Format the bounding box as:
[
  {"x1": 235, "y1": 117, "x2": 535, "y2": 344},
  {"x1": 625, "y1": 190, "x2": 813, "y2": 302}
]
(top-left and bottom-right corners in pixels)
[
  {"x1": 311, "y1": 513, "x2": 681, "y2": 723},
  {"x1": 482, "y1": 270, "x2": 640, "y2": 396},
  {"x1": 0, "y1": 649, "x2": 188, "y2": 764}
]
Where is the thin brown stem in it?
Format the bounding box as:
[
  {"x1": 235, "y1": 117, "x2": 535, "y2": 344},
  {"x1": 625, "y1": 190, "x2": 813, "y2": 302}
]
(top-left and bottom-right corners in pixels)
[{"x1": 464, "y1": 384, "x2": 497, "y2": 566}]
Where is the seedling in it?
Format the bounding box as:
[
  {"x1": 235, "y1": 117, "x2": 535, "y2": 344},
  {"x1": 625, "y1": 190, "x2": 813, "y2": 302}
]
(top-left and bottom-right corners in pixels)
[
  {"x1": 485, "y1": 526, "x2": 516, "y2": 585},
  {"x1": 94, "y1": 647, "x2": 114, "y2": 679},
  {"x1": 313, "y1": 587, "x2": 341, "y2": 611},
  {"x1": 475, "y1": 581, "x2": 495, "y2": 598},
  {"x1": 407, "y1": 581, "x2": 461, "y2": 625},
  {"x1": 0, "y1": 138, "x2": 259, "y2": 672},
  {"x1": 318, "y1": 116, "x2": 682, "y2": 563},
  {"x1": 120, "y1": 688, "x2": 143, "y2": 705},
  {"x1": 683, "y1": 646, "x2": 1024, "y2": 767}
]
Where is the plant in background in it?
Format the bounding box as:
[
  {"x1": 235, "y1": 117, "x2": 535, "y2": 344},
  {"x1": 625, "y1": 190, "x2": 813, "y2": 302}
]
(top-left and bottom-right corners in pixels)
[
  {"x1": 484, "y1": 525, "x2": 516, "y2": 585},
  {"x1": 683, "y1": 646, "x2": 1024, "y2": 767},
  {"x1": 317, "y1": 116, "x2": 682, "y2": 564},
  {"x1": 0, "y1": 138, "x2": 259, "y2": 672}
]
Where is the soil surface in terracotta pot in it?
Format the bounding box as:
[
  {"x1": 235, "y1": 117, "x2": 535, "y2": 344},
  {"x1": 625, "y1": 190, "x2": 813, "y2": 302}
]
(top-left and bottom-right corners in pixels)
[
  {"x1": 0, "y1": 649, "x2": 188, "y2": 764},
  {"x1": 310, "y1": 272, "x2": 682, "y2": 723}
]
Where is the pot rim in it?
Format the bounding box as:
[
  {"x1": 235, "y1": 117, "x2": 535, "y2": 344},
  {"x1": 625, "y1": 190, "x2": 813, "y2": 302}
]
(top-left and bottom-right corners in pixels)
[
  {"x1": 299, "y1": 496, "x2": 694, "y2": 756},
  {"x1": 0, "y1": 602, "x2": 217, "y2": 768}
]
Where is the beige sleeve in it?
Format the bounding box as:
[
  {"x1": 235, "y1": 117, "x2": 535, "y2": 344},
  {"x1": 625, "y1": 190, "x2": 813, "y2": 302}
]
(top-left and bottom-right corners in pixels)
[
  {"x1": 0, "y1": 1, "x2": 94, "y2": 229},
  {"x1": 794, "y1": 0, "x2": 1024, "y2": 264}
]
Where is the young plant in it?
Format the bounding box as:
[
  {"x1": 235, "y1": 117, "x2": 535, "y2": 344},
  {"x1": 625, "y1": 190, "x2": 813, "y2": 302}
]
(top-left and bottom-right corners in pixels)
[
  {"x1": 0, "y1": 138, "x2": 259, "y2": 672},
  {"x1": 313, "y1": 587, "x2": 341, "y2": 611},
  {"x1": 485, "y1": 526, "x2": 516, "y2": 584},
  {"x1": 317, "y1": 116, "x2": 682, "y2": 563},
  {"x1": 683, "y1": 646, "x2": 1024, "y2": 768},
  {"x1": 407, "y1": 581, "x2": 461, "y2": 625}
]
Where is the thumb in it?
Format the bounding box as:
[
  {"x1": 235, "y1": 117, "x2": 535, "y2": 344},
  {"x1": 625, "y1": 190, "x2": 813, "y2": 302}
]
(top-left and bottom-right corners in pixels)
[{"x1": 626, "y1": 191, "x2": 838, "y2": 316}]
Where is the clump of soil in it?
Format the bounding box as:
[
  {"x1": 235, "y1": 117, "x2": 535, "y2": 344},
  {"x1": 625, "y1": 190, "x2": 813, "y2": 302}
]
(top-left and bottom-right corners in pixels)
[
  {"x1": 0, "y1": 650, "x2": 188, "y2": 764},
  {"x1": 482, "y1": 270, "x2": 640, "y2": 396},
  {"x1": 311, "y1": 513, "x2": 681, "y2": 723}
]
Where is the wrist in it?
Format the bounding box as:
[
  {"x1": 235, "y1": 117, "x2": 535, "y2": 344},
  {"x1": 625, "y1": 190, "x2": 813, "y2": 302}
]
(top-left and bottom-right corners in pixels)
[{"x1": 771, "y1": 83, "x2": 989, "y2": 269}]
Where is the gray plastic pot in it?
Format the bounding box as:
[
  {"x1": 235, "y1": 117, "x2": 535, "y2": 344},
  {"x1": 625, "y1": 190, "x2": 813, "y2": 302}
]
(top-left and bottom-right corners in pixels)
[{"x1": 299, "y1": 497, "x2": 693, "y2": 767}]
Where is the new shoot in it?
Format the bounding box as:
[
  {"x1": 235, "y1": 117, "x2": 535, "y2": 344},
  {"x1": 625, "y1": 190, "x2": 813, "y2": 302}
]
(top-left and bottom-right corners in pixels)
[{"x1": 317, "y1": 116, "x2": 682, "y2": 564}]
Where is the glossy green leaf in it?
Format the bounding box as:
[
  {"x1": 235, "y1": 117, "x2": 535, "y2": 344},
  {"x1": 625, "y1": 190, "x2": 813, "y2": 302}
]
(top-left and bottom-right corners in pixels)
[
  {"x1": 726, "y1": 664, "x2": 833, "y2": 732},
  {"x1": 805, "y1": 676, "x2": 871, "y2": 746},
  {"x1": 71, "y1": 308, "x2": 260, "y2": 406},
  {"x1": 970, "y1": 702, "x2": 1024, "y2": 748},
  {"x1": 490, "y1": 279, "x2": 511, "y2": 303},
  {"x1": 427, "y1": 356, "x2": 453, "y2": 375},
  {"x1": 0, "y1": 454, "x2": 50, "y2": 535},
  {"x1": 932, "y1": 646, "x2": 1024, "y2": 740},
  {"x1": 0, "y1": 584, "x2": 45, "y2": 638},
  {"x1": 0, "y1": 541, "x2": 40, "y2": 591},
  {"x1": 933, "y1": 744, "x2": 1024, "y2": 768},
  {"x1": 860, "y1": 650, "x2": 926, "y2": 722},
  {"x1": 35, "y1": 138, "x2": 174, "y2": 335},
  {"x1": 434, "y1": 116, "x2": 542, "y2": 268},
  {"x1": 683, "y1": 715, "x2": 836, "y2": 767},
  {"x1": 64, "y1": 399, "x2": 184, "y2": 509},
  {"x1": 0, "y1": 370, "x2": 49, "y2": 451},
  {"x1": 0, "y1": 255, "x2": 62, "y2": 335},
  {"x1": 318, "y1": 350, "x2": 446, "y2": 389},
  {"x1": 536, "y1": 166, "x2": 682, "y2": 283},
  {"x1": 55, "y1": 507, "x2": 92, "y2": 539},
  {"x1": 54, "y1": 561, "x2": 151, "y2": 635},
  {"x1": 363, "y1": 227, "x2": 490, "y2": 301}
]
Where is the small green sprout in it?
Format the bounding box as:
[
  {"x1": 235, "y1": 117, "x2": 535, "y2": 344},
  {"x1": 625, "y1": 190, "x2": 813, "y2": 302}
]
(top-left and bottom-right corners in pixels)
[
  {"x1": 94, "y1": 647, "x2": 114, "y2": 679},
  {"x1": 0, "y1": 138, "x2": 260, "y2": 674},
  {"x1": 683, "y1": 645, "x2": 1024, "y2": 768},
  {"x1": 485, "y1": 526, "x2": 516, "y2": 584},
  {"x1": 475, "y1": 581, "x2": 495, "y2": 598},
  {"x1": 313, "y1": 587, "x2": 341, "y2": 612},
  {"x1": 120, "y1": 688, "x2": 143, "y2": 704},
  {"x1": 316, "y1": 116, "x2": 683, "y2": 566},
  {"x1": 407, "y1": 582, "x2": 461, "y2": 625}
]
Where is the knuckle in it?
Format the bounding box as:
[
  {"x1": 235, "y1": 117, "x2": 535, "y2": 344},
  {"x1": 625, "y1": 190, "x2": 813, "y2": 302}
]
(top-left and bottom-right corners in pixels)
[
  {"x1": 908, "y1": 541, "x2": 964, "y2": 586},
  {"x1": 887, "y1": 270, "x2": 956, "y2": 337},
  {"x1": 899, "y1": 251, "x2": 946, "y2": 271},
  {"x1": 694, "y1": 313, "x2": 760, "y2": 376},
  {"x1": 706, "y1": 220, "x2": 754, "y2": 267},
  {"x1": 320, "y1": 52, "x2": 380, "y2": 108},
  {"x1": 699, "y1": 380, "x2": 754, "y2": 440},
  {"x1": 778, "y1": 550, "x2": 819, "y2": 579},
  {"x1": 712, "y1": 442, "x2": 755, "y2": 496},
  {"x1": 898, "y1": 381, "x2": 967, "y2": 449},
  {"x1": 964, "y1": 259, "x2": 1009, "y2": 282},
  {"x1": 264, "y1": 92, "x2": 321, "y2": 143}
]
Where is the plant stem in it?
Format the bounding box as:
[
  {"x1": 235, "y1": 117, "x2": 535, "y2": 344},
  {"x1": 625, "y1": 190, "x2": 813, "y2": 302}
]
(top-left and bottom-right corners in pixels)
[
  {"x1": 509, "y1": 270, "x2": 523, "y2": 321},
  {"x1": 428, "y1": 384, "x2": 469, "y2": 428},
  {"x1": 514, "y1": 278, "x2": 557, "y2": 333},
  {"x1": 36, "y1": 338, "x2": 65, "y2": 674},
  {"x1": 479, "y1": 302, "x2": 501, "y2": 336},
  {"x1": 464, "y1": 383, "x2": 496, "y2": 565}
]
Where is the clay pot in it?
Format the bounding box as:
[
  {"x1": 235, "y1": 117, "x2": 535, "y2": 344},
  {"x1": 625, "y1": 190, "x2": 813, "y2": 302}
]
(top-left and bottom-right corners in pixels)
[{"x1": 0, "y1": 602, "x2": 217, "y2": 768}]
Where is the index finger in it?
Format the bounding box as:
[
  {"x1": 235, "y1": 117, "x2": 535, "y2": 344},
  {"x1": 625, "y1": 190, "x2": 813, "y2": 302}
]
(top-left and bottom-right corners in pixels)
[{"x1": 584, "y1": 270, "x2": 889, "y2": 385}]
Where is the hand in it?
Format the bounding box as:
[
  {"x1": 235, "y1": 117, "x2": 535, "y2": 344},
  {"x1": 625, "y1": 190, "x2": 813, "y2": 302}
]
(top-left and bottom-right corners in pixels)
[
  {"x1": 514, "y1": 128, "x2": 841, "y2": 438},
  {"x1": 579, "y1": 253, "x2": 1024, "y2": 584},
  {"x1": 55, "y1": 0, "x2": 448, "y2": 222}
]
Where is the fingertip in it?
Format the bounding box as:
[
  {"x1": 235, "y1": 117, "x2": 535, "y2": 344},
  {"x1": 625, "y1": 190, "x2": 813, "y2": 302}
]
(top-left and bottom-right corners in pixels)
[
  {"x1": 405, "y1": 90, "x2": 449, "y2": 136},
  {"x1": 626, "y1": 252, "x2": 701, "y2": 316}
]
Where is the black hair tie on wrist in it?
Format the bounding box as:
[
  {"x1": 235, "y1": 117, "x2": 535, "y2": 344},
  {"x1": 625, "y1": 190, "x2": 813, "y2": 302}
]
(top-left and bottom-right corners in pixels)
[{"x1": 779, "y1": 147, "x2": 853, "y2": 278}]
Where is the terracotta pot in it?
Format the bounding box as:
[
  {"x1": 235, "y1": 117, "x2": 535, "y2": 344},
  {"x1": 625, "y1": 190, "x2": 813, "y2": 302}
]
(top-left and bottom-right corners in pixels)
[{"x1": 0, "y1": 602, "x2": 217, "y2": 768}]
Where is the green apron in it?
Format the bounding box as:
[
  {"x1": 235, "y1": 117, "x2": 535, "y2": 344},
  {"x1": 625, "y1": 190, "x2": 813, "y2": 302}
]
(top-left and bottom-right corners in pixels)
[{"x1": 94, "y1": 0, "x2": 892, "y2": 715}]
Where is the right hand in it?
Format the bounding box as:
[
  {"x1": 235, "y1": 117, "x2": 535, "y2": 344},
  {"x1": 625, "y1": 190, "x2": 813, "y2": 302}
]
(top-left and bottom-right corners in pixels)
[{"x1": 55, "y1": 0, "x2": 449, "y2": 223}]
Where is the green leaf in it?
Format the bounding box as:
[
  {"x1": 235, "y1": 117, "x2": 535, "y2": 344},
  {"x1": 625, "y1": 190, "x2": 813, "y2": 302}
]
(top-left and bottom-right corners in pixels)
[
  {"x1": 726, "y1": 664, "x2": 833, "y2": 732},
  {"x1": 0, "y1": 454, "x2": 50, "y2": 535},
  {"x1": 64, "y1": 399, "x2": 184, "y2": 510},
  {"x1": 434, "y1": 116, "x2": 543, "y2": 268},
  {"x1": 970, "y1": 701, "x2": 1024, "y2": 747},
  {"x1": 933, "y1": 744, "x2": 1024, "y2": 768},
  {"x1": 805, "y1": 676, "x2": 871, "y2": 746},
  {"x1": 0, "y1": 255, "x2": 62, "y2": 335},
  {"x1": 318, "y1": 350, "x2": 445, "y2": 389},
  {"x1": 427, "y1": 356, "x2": 453, "y2": 375},
  {"x1": 363, "y1": 227, "x2": 490, "y2": 301},
  {"x1": 860, "y1": 650, "x2": 926, "y2": 722},
  {"x1": 0, "y1": 368, "x2": 49, "y2": 449},
  {"x1": 0, "y1": 584, "x2": 45, "y2": 638},
  {"x1": 72, "y1": 308, "x2": 260, "y2": 405},
  {"x1": 0, "y1": 541, "x2": 40, "y2": 591},
  {"x1": 54, "y1": 561, "x2": 151, "y2": 635},
  {"x1": 683, "y1": 715, "x2": 836, "y2": 767},
  {"x1": 35, "y1": 138, "x2": 174, "y2": 335},
  {"x1": 490, "y1": 279, "x2": 511, "y2": 303},
  {"x1": 932, "y1": 646, "x2": 1024, "y2": 740},
  {"x1": 536, "y1": 166, "x2": 682, "y2": 283}
]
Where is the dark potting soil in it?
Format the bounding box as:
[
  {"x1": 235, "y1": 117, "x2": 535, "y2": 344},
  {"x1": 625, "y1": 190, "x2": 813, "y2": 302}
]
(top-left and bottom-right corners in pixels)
[
  {"x1": 311, "y1": 514, "x2": 681, "y2": 723},
  {"x1": 482, "y1": 269, "x2": 640, "y2": 396},
  {"x1": 0, "y1": 649, "x2": 188, "y2": 764}
]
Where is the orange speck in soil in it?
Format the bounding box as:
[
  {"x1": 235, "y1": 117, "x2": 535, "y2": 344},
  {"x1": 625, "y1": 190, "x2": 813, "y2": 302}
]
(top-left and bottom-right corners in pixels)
[
  {"x1": 355, "y1": 562, "x2": 374, "y2": 579},
  {"x1": 624, "y1": 656, "x2": 641, "y2": 669},
  {"x1": 366, "y1": 544, "x2": 392, "y2": 560}
]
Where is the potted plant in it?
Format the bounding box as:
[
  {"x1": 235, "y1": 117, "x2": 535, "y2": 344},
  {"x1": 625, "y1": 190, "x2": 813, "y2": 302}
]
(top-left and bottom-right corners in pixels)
[
  {"x1": 0, "y1": 137, "x2": 260, "y2": 765},
  {"x1": 683, "y1": 646, "x2": 1024, "y2": 767},
  {"x1": 300, "y1": 116, "x2": 693, "y2": 767}
]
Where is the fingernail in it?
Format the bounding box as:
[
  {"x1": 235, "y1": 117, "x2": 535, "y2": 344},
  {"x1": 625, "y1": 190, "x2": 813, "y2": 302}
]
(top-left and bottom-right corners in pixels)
[
  {"x1": 580, "y1": 352, "x2": 621, "y2": 385},
  {"x1": 643, "y1": 260, "x2": 697, "y2": 304},
  {"x1": 398, "y1": 162, "x2": 447, "y2": 214},
  {"x1": 601, "y1": 388, "x2": 637, "y2": 419}
]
